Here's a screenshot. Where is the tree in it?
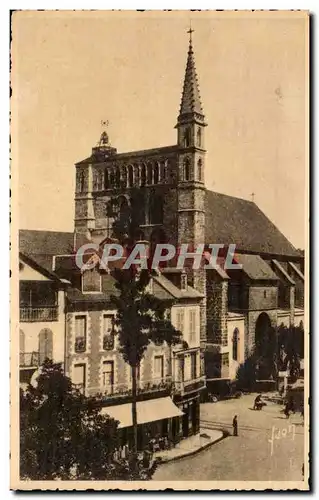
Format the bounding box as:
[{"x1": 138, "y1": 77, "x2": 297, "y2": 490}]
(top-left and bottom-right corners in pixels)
[
  {"x1": 20, "y1": 360, "x2": 161, "y2": 480},
  {"x1": 277, "y1": 323, "x2": 304, "y2": 381},
  {"x1": 108, "y1": 191, "x2": 182, "y2": 465}
]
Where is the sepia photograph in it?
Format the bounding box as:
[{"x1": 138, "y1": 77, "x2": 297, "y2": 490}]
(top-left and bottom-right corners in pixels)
[{"x1": 10, "y1": 10, "x2": 309, "y2": 490}]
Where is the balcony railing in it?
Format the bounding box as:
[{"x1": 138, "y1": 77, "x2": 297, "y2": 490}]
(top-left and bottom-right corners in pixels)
[
  {"x1": 20, "y1": 352, "x2": 40, "y2": 368},
  {"x1": 20, "y1": 306, "x2": 58, "y2": 322},
  {"x1": 87, "y1": 376, "x2": 172, "y2": 400},
  {"x1": 174, "y1": 376, "x2": 206, "y2": 395}
]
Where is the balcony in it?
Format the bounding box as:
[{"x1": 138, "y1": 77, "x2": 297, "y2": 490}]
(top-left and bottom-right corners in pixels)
[
  {"x1": 174, "y1": 375, "x2": 206, "y2": 396},
  {"x1": 87, "y1": 376, "x2": 172, "y2": 401},
  {"x1": 20, "y1": 352, "x2": 40, "y2": 368},
  {"x1": 20, "y1": 306, "x2": 58, "y2": 323}
]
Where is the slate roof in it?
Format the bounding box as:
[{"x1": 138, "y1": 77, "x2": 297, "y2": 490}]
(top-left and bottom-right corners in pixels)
[
  {"x1": 205, "y1": 190, "x2": 300, "y2": 258},
  {"x1": 66, "y1": 274, "x2": 120, "y2": 304},
  {"x1": 235, "y1": 254, "x2": 279, "y2": 281},
  {"x1": 154, "y1": 274, "x2": 204, "y2": 300},
  {"x1": 19, "y1": 230, "x2": 89, "y2": 257},
  {"x1": 179, "y1": 37, "x2": 204, "y2": 117}
]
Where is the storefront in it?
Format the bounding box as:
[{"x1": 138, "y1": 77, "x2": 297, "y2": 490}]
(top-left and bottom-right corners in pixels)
[
  {"x1": 176, "y1": 395, "x2": 200, "y2": 438},
  {"x1": 101, "y1": 396, "x2": 184, "y2": 451}
]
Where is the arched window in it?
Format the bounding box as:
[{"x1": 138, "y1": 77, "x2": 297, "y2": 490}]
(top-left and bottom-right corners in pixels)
[
  {"x1": 122, "y1": 167, "x2": 128, "y2": 188},
  {"x1": 184, "y1": 128, "x2": 191, "y2": 147},
  {"x1": 104, "y1": 169, "x2": 109, "y2": 189},
  {"x1": 232, "y1": 328, "x2": 239, "y2": 361},
  {"x1": 153, "y1": 163, "x2": 159, "y2": 184},
  {"x1": 39, "y1": 328, "x2": 53, "y2": 364},
  {"x1": 197, "y1": 159, "x2": 202, "y2": 182},
  {"x1": 184, "y1": 158, "x2": 190, "y2": 181},
  {"x1": 197, "y1": 127, "x2": 202, "y2": 147},
  {"x1": 147, "y1": 163, "x2": 153, "y2": 185},
  {"x1": 115, "y1": 168, "x2": 121, "y2": 188},
  {"x1": 134, "y1": 164, "x2": 140, "y2": 186},
  {"x1": 141, "y1": 164, "x2": 146, "y2": 187},
  {"x1": 128, "y1": 165, "x2": 134, "y2": 187},
  {"x1": 160, "y1": 162, "x2": 165, "y2": 183},
  {"x1": 109, "y1": 169, "x2": 115, "y2": 187}
]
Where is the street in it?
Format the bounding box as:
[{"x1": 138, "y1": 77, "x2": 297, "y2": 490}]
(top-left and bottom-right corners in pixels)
[{"x1": 153, "y1": 394, "x2": 305, "y2": 481}]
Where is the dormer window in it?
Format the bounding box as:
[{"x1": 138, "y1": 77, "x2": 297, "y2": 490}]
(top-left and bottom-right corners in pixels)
[
  {"x1": 181, "y1": 273, "x2": 188, "y2": 290},
  {"x1": 82, "y1": 268, "x2": 102, "y2": 293}
]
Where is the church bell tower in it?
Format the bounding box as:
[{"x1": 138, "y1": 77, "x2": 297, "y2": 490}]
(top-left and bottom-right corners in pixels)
[{"x1": 176, "y1": 27, "x2": 207, "y2": 340}]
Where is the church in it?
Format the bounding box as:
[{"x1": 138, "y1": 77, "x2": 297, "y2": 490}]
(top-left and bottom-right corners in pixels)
[{"x1": 72, "y1": 30, "x2": 305, "y2": 383}]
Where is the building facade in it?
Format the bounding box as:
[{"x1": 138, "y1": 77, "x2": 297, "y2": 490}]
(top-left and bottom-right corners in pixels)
[
  {"x1": 19, "y1": 252, "x2": 68, "y2": 386},
  {"x1": 71, "y1": 31, "x2": 305, "y2": 384}
]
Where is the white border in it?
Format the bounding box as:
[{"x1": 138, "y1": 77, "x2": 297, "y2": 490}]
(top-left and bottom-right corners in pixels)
[{"x1": 5, "y1": 4, "x2": 315, "y2": 498}]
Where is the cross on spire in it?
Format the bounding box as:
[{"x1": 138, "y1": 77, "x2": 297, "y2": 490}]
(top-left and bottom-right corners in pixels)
[{"x1": 187, "y1": 22, "x2": 194, "y2": 43}]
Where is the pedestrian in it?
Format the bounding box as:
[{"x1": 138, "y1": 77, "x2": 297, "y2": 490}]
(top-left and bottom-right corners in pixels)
[
  {"x1": 284, "y1": 403, "x2": 290, "y2": 419},
  {"x1": 233, "y1": 415, "x2": 238, "y2": 436}
]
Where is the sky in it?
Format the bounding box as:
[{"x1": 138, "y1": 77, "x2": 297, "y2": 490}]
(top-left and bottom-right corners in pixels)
[{"x1": 11, "y1": 10, "x2": 308, "y2": 249}]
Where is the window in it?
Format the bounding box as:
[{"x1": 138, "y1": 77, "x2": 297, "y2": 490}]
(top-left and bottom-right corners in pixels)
[
  {"x1": 178, "y1": 356, "x2": 185, "y2": 382},
  {"x1": 153, "y1": 164, "x2": 159, "y2": 184},
  {"x1": 141, "y1": 164, "x2": 146, "y2": 186},
  {"x1": 103, "y1": 314, "x2": 114, "y2": 350},
  {"x1": 197, "y1": 159, "x2": 202, "y2": 182},
  {"x1": 115, "y1": 168, "x2": 121, "y2": 188},
  {"x1": 38, "y1": 328, "x2": 53, "y2": 363},
  {"x1": 19, "y1": 329, "x2": 25, "y2": 354},
  {"x1": 102, "y1": 361, "x2": 114, "y2": 393},
  {"x1": 190, "y1": 352, "x2": 197, "y2": 380},
  {"x1": 147, "y1": 163, "x2": 153, "y2": 185},
  {"x1": 184, "y1": 128, "x2": 191, "y2": 147},
  {"x1": 221, "y1": 353, "x2": 229, "y2": 367},
  {"x1": 74, "y1": 316, "x2": 87, "y2": 352},
  {"x1": 104, "y1": 169, "x2": 109, "y2": 189},
  {"x1": 197, "y1": 127, "x2": 202, "y2": 147},
  {"x1": 264, "y1": 290, "x2": 267, "y2": 298},
  {"x1": 176, "y1": 309, "x2": 185, "y2": 334},
  {"x1": 73, "y1": 363, "x2": 86, "y2": 392},
  {"x1": 154, "y1": 355, "x2": 164, "y2": 381},
  {"x1": 184, "y1": 158, "x2": 190, "y2": 181},
  {"x1": 82, "y1": 268, "x2": 101, "y2": 293},
  {"x1": 181, "y1": 273, "x2": 187, "y2": 290},
  {"x1": 232, "y1": 328, "x2": 239, "y2": 361},
  {"x1": 122, "y1": 167, "x2": 128, "y2": 188},
  {"x1": 189, "y1": 310, "x2": 196, "y2": 343},
  {"x1": 128, "y1": 165, "x2": 134, "y2": 187}
]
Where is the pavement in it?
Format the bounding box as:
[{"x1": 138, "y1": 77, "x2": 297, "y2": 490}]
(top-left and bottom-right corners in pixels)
[
  {"x1": 153, "y1": 393, "x2": 306, "y2": 481},
  {"x1": 153, "y1": 427, "x2": 225, "y2": 463}
]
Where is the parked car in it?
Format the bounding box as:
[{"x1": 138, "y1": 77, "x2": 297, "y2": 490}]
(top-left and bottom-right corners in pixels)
[{"x1": 201, "y1": 379, "x2": 243, "y2": 403}]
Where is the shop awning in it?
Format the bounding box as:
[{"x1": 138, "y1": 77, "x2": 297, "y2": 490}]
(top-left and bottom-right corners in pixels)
[{"x1": 101, "y1": 396, "x2": 183, "y2": 428}]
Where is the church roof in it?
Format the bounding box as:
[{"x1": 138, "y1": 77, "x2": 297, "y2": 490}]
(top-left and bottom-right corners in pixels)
[
  {"x1": 205, "y1": 190, "x2": 300, "y2": 258},
  {"x1": 179, "y1": 34, "x2": 204, "y2": 118},
  {"x1": 234, "y1": 254, "x2": 279, "y2": 281}
]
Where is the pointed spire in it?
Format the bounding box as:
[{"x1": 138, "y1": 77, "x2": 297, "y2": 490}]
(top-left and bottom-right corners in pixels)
[{"x1": 179, "y1": 26, "x2": 204, "y2": 119}]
